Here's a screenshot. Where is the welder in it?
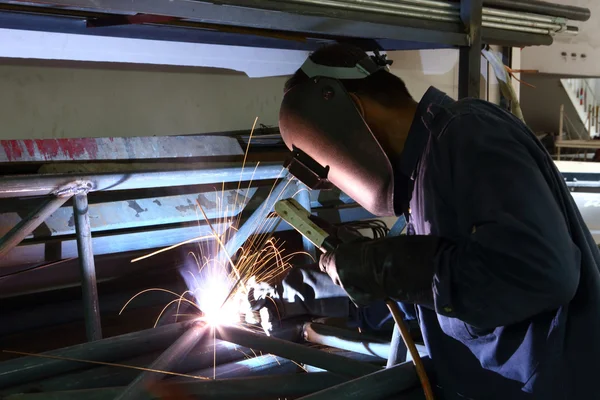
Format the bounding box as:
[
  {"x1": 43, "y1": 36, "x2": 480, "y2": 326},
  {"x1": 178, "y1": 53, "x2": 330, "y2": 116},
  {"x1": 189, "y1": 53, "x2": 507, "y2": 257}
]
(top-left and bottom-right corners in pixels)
[{"x1": 276, "y1": 44, "x2": 600, "y2": 399}]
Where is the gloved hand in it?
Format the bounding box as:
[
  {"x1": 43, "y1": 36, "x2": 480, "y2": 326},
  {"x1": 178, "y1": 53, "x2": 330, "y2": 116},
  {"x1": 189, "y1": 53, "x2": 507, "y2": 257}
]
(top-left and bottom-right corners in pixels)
[{"x1": 319, "y1": 236, "x2": 442, "y2": 307}]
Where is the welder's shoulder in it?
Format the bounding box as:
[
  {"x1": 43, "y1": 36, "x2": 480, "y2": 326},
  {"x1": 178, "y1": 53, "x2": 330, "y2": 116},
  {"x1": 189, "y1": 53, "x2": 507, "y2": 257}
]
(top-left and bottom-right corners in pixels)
[{"x1": 438, "y1": 99, "x2": 524, "y2": 146}]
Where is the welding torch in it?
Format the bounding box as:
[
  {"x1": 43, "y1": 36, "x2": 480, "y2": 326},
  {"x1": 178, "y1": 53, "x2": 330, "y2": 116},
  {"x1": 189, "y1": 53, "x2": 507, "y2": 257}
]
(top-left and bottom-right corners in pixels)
[{"x1": 275, "y1": 198, "x2": 434, "y2": 400}]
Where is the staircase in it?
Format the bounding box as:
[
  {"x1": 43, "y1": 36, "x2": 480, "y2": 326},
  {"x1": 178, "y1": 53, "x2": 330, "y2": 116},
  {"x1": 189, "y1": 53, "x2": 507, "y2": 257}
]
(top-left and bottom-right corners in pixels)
[{"x1": 560, "y1": 79, "x2": 600, "y2": 139}]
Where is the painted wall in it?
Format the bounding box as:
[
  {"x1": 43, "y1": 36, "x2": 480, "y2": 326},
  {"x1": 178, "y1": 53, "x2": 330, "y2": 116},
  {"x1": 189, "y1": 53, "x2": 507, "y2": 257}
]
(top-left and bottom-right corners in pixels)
[
  {"x1": 521, "y1": 0, "x2": 598, "y2": 76},
  {"x1": 0, "y1": 48, "x2": 506, "y2": 140}
]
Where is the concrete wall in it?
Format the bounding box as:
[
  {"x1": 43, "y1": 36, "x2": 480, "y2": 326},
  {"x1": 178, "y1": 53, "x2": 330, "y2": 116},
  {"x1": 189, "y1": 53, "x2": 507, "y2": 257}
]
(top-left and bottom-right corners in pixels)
[{"x1": 0, "y1": 48, "x2": 507, "y2": 140}]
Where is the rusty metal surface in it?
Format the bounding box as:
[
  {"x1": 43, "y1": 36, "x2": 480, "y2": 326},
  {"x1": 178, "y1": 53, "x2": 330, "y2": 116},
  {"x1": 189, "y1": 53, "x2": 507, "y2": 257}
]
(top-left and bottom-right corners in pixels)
[{"x1": 0, "y1": 136, "x2": 242, "y2": 163}]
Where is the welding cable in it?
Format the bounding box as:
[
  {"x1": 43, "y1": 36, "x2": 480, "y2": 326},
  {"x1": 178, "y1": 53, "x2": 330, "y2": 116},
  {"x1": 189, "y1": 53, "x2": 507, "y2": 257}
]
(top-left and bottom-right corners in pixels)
[{"x1": 386, "y1": 300, "x2": 435, "y2": 400}]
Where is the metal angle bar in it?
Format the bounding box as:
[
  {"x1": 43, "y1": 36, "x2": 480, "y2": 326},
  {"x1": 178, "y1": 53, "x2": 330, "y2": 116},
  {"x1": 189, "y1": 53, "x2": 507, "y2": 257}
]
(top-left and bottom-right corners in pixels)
[
  {"x1": 0, "y1": 205, "x2": 373, "y2": 269},
  {"x1": 0, "y1": 164, "x2": 286, "y2": 199},
  {"x1": 297, "y1": 360, "x2": 418, "y2": 400},
  {"x1": 216, "y1": 325, "x2": 380, "y2": 378},
  {"x1": 3, "y1": 373, "x2": 348, "y2": 400},
  {"x1": 458, "y1": 0, "x2": 483, "y2": 99},
  {"x1": 73, "y1": 193, "x2": 102, "y2": 342},
  {"x1": 0, "y1": 321, "x2": 193, "y2": 389},
  {"x1": 0, "y1": 195, "x2": 72, "y2": 257},
  {"x1": 114, "y1": 324, "x2": 207, "y2": 400}
]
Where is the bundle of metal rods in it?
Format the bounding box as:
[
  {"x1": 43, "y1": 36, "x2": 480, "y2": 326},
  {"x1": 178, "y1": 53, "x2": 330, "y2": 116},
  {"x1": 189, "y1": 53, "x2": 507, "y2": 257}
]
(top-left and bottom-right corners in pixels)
[{"x1": 236, "y1": 0, "x2": 584, "y2": 36}]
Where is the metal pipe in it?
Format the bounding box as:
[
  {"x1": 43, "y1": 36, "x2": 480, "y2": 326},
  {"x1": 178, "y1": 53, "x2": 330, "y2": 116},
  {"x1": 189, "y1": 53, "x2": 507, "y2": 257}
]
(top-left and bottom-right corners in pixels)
[
  {"x1": 483, "y1": 7, "x2": 566, "y2": 24},
  {"x1": 482, "y1": 20, "x2": 553, "y2": 35},
  {"x1": 220, "y1": 175, "x2": 292, "y2": 262},
  {"x1": 3, "y1": 373, "x2": 348, "y2": 400},
  {"x1": 344, "y1": 0, "x2": 459, "y2": 17},
  {"x1": 73, "y1": 193, "x2": 102, "y2": 342},
  {"x1": 216, "y1": 325, "x2": 380, "y2": 378},
  {"x1": 386, "y1": 324, "x2": 406, "y2": 367},
  {"x1": 297, "y1": 360, "x2": 418, "y2": 400},
  {"x1": 0, "y1": 195, "x2": 71, "y2": 257},
  {"x1": 483, "y1": 0, "x2": 590, "y2": 22},
  {"x1": 0, "y1": 321, "x2": 193, "y2": 389},
  {"x1": 482, "y1": 14, "x2": 562, "y2": 31},
  {"x1": 0, "y1": 164, "x2": 286, "y2": 199},
  {"x1": 283, "y1": 0, "x2": 457, "y2": 23},
  {"x1": 303, "y1": 323, "x2": 390, "y2": 360},
  {"x1": 113, "y1": 324, "x2": 207, "y2": 400}
]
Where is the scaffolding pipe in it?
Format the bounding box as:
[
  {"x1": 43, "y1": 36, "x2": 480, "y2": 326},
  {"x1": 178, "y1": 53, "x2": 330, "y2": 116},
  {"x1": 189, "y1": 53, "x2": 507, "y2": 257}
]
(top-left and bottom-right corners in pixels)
[
  {"x1": 113, "y1": 323, "x2": 207, "y2": 400},
  {"x1": 483, "y1": 0, "x2": 590, "y2": 21},
  {"x1": 0, "y1": 164, "x2": 286, "y2": 199},
  {"x1": 73, "y1": 193, "x2": 102, "y2": 342},
  {"x1": 0, "y1": 321, "x2": 194, "y2": 389},
  {"x1": 217, "y1": 325, "x2": 380, "y2": 378},
  {"x1": 297, "y1": 360, "x2": 419, "y2": 400},
  {"x1": 0, "y1": 195, "x2": 71, "y2": 257}
]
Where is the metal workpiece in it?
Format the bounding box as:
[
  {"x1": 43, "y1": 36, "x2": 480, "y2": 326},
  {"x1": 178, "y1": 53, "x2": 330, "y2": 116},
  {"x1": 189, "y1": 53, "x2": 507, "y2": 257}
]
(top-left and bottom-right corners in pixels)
[
  {"x1": 459, "y1": 0, "x2": 483, "y2": 100},
  {"x1": 297, "y1": 360, "x2": 419, "y2": 400},
  {"x1": 4, "y1": 373, "x2": 348, "y2": 400},
  {"x1": 387, "y1": 325, "x2": 407, "y2": 367},
  {"x1": 219, "y1": 175, "x2": 293, "y2": 263},
  {"x1": 303, "y1": 323, "x2": 391, "y2": 360},
  {"x1": 216, "y1": 325, "x2": 380, "y2": 378},
  {"x1": 0, "y1": 164, "x2": 287, "y2": 199},
  {"x1": 73, "y1": 193, "x2": 102, "y2": 342},
  {"x1": 114, "y1": 323, "x2": 207, "y2": 400},
  {"x1": 0, "y1": 194, "x2": 72, "y2": 257},
  {"x1": 0, "y1": 321, "x2": 194, "y2": 389}
]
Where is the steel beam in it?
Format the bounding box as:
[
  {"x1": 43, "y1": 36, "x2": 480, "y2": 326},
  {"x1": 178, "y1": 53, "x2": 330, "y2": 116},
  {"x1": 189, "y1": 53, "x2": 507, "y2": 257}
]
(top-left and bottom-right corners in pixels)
[
  {"x1": 0, "y1": 321, "x2": 193, "y2": 389},
  {"x1": 303, "y1": 323, "x2": 390, "y2": 360},
  {"x1": 0, "y1": 164, "x2": 286, "y2": 199},
  {"x1": 73, "y1": 194, "x2": 102, "y2": 341},
  {"x1": 114, "y1": 324, "x2": 207, "y2": 400},
  {"x1": 0, "y1": 195, "x2": 71, "y2": 257},
  {"x1": 458, "y1": 0, "x2": 483, "y2": 99},
  {"x1": 216, "y1": 325, "x2": 380, "y2": 378},
  {"x1": 3, "y1": 373, "x2": 348, "y2": 400},
  {"x1": 297, "y1": 360, "x2": 419, "y2": 400}
]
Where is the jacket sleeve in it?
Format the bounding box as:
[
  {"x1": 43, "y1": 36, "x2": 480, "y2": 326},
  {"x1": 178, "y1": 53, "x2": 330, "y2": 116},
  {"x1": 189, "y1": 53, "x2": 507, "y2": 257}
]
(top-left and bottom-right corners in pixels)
[{"x1": 431, "y1": 112, "x2": 581, "y2": 329}]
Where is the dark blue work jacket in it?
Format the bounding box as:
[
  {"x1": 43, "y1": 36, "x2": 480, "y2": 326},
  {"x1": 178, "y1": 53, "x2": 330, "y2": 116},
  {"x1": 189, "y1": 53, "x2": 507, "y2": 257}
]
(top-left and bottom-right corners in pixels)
[{"x1": 401, "y1": 87, "x2": 600, "y2": 399}]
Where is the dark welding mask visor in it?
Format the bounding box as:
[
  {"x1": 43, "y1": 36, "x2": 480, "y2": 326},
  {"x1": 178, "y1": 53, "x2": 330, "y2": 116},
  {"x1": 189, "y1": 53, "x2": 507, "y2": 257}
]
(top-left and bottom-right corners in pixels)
[{"x1": 280, "y1": 76, "x2": 395, "y2": 216}]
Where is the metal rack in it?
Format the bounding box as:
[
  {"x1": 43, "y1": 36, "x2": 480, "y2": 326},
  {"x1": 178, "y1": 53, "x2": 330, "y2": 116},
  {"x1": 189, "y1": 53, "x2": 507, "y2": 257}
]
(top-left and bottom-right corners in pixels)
[{"x1": 0, "y1": 0, "x2": 592, "y2": 398}]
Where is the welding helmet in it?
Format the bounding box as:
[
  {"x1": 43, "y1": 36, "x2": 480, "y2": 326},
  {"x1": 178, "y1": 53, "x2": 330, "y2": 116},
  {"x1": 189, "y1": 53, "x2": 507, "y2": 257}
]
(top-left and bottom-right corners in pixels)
[{"x1": 280, "y1": 52, "x2": 403, "y2": 217}]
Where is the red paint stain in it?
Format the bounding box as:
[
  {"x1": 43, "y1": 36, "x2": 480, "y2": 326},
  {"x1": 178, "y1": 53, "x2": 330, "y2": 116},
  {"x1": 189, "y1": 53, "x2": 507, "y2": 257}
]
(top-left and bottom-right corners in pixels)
[
  {"x1": 29, "y1": 138, "x2": 99, "y2": 160},
  {"x1": 24, "y1": 141, "x2": 36, "y2": 157},
  {"x1": 1, "y1": 141, "x2": 23, "y2": 161}
]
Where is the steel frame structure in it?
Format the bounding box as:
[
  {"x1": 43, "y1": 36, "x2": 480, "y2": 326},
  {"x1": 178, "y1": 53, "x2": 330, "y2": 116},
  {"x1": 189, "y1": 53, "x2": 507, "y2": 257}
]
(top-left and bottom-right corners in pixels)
[{"x1": 0, "y1": 0, "x2": 592, "y2": 398}]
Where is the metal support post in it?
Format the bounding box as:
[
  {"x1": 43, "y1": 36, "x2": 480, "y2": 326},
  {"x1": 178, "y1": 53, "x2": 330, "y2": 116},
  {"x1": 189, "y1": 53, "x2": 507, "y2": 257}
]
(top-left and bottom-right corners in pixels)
[
  {"x1": 216, "y1": 325, "x2": 379, "y2": 378},
  {"x1": 386, "y1": 324, "x2": 407, "y2": 367},
  {"x1": 114, "y1": 324, "x2": 206, "y2": 400},
  {"x1": 73, "y1": 193, "x2": 102, "y2": 341},
  {"x1": 297, "y1": 360, "x2": 419, "y2": 400},
  {"x1": 294, "y1": 181, "x2": 317, "y2": 261},
  {"x1": 0, "y1": 321, "x2": 193, "y2": 389},
  {"x1": 458, "y1": 0, "x2": 483, "y2": 99},
  {"x1": 0, "y1": 195, "x2": 71, "y2": 257}
]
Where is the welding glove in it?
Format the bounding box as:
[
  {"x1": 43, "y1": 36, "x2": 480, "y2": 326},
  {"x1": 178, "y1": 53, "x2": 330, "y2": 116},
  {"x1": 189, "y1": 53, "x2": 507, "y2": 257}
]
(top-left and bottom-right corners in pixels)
[{"x1": 319, "y1": 235, "x2": 441, "y2": 307}]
